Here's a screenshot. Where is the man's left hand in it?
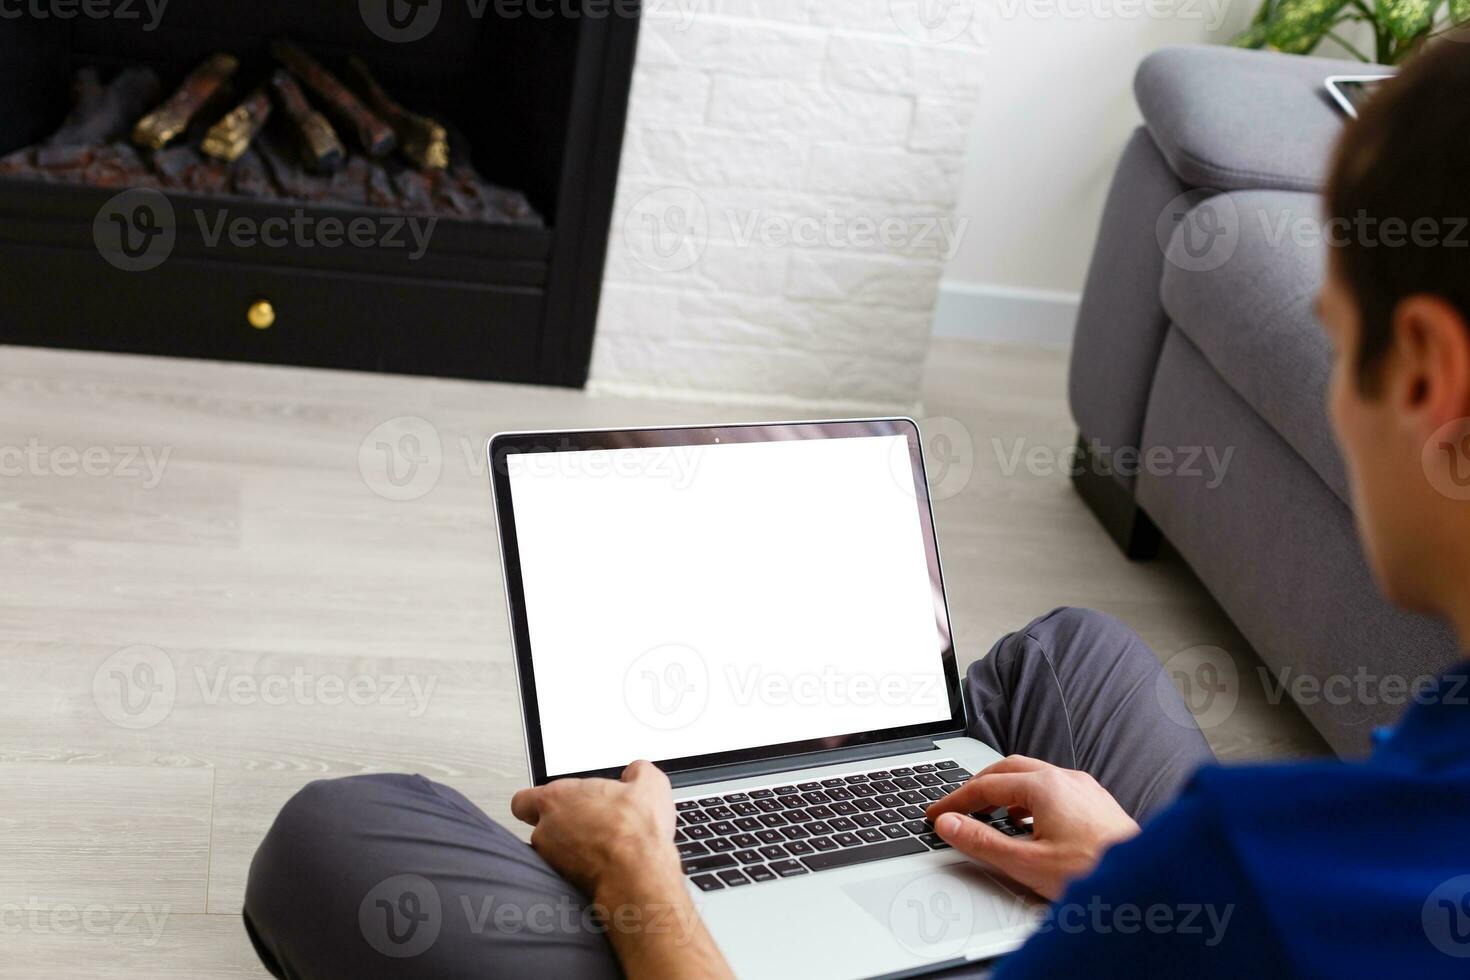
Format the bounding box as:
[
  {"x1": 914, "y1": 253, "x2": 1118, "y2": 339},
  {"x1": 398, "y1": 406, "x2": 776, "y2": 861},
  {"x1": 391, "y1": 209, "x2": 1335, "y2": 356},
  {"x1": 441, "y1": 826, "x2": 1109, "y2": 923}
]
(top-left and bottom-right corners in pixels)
[{"x1": 511, "y1": 759, "x2": 680, "y2": 898}]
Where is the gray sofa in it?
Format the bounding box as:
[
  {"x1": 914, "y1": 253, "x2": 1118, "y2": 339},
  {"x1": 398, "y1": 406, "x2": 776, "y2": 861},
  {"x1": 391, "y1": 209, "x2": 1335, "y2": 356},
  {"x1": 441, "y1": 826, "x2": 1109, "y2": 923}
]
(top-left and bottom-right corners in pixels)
[{"x1": 1068, "y1": 45, "x2": 1457, "y2": 756}]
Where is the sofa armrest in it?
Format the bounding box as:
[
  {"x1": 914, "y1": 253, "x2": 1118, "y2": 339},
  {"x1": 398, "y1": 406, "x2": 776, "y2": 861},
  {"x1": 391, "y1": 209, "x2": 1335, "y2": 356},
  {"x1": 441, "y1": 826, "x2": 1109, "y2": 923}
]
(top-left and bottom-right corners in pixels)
[
  {"x1": 1135, "y1": 45, "x2": 1393, "y2": 194},
  {"x1": 1068, "y1": 127, "x2": 1184, "y2": 485}
]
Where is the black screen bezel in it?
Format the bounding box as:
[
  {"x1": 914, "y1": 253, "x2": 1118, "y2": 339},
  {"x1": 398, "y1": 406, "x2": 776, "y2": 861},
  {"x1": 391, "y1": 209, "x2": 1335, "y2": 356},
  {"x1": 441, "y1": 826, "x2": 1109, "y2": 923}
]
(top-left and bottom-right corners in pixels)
[{"x1": 489, "y1": 419, "x2": 967, "y2": 785}]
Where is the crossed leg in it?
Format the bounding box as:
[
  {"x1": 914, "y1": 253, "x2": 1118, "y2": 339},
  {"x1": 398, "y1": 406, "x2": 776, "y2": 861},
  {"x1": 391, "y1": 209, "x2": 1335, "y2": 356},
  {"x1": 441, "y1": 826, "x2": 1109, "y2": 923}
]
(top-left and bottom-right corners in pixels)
[{"x1": 242, "y1": 607, "x2": 1214, "y2": 978}]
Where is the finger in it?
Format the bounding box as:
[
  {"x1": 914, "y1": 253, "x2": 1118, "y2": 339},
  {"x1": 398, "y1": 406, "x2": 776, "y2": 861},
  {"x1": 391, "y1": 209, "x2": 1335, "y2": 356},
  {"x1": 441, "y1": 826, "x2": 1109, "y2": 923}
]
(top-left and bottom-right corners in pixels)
[
  {"x1": 622, "y1": 759, "x2": 671, "y2": 790},
  {"x1": 926, "y1": 772, "x2": 1036, "y2": 820},
  {"x1": 933, "y1": 812, "x2": 1030, "y2": 871},
  {"x1": 511, "y1": 786, "x2": 544, "y2": 826},
  {"x1": 622, "y1": 759, "x2": 654, "y2": 782},
  {"x1": 981, "y1": 758, "x2": 1052, "y2": 775}
]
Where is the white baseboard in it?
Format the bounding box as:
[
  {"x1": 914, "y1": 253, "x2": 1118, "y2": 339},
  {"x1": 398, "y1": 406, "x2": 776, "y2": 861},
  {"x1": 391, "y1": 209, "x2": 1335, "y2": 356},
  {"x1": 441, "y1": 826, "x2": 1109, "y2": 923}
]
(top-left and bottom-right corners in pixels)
[{"x1": 931, "y1": 282, "x2": 1081, "y2": 347}]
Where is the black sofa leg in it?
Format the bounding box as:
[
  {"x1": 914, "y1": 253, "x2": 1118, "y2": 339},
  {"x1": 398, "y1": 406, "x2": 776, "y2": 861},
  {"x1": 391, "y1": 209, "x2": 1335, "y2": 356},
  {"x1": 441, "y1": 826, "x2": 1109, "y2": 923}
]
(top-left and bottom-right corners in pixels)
[{"x1": 1070, "y1": 435, "x2": 1162, "y2": 561}]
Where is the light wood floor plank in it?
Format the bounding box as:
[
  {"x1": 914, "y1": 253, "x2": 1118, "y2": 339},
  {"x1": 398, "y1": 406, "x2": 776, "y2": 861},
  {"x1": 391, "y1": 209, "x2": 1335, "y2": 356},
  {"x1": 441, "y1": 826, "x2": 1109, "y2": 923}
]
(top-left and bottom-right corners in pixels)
[
  {"x1": 0, "y1": 911, "x2": 269, "y2": 979},
  {"x1": 0, "y1": 765, "x2": 212, "y2": 911}
]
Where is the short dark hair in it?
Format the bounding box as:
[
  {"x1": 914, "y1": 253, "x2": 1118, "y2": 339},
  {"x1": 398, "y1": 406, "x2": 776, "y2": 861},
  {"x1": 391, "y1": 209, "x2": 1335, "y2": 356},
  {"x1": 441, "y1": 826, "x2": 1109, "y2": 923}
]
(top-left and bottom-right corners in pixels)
[{"x1": 1326, "y1": 39, "x2": 1470, "y2": 392}]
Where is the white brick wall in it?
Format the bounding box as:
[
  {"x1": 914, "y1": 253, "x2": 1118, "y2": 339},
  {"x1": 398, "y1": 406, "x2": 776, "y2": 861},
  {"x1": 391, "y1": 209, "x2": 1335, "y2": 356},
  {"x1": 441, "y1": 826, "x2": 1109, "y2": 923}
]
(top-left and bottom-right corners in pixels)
[{"x1": 589, "y1": 0, "x2": 987, "y2": 409}]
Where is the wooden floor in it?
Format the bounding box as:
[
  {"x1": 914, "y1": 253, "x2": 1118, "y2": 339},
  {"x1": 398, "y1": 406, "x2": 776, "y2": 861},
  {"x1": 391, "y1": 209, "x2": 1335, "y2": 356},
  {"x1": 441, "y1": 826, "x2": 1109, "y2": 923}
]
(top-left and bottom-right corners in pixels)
[{"x1": 0, "y1": 339, "x2": 1325, "y2": 978}]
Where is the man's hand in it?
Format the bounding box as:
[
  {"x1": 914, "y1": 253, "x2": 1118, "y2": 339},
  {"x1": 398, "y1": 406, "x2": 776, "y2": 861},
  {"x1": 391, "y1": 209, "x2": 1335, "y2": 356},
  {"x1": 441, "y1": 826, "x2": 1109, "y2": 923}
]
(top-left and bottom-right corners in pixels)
[
  {"x1": 511, "y1": 759, "x2": 681, "y2": 898},
  {"x1": 926, "y1": 755, "x2": 1140, "y2": 901},
  {"x1": 512, "y1": 761, "x2": 734, "y2": 980}
]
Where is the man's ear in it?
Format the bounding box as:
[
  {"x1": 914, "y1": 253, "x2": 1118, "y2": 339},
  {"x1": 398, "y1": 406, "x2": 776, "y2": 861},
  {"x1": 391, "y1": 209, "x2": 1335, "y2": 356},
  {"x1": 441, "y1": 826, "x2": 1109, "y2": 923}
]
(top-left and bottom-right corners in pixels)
[{"x1": 1389, "y1": 294, "x2": 1470, "y2": 433}]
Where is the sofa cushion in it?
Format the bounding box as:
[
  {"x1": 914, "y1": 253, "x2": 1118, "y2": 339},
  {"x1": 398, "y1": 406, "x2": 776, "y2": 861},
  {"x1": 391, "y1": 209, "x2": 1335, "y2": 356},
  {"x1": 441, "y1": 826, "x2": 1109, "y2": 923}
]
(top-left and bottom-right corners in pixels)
[
  {"x1": 1135, "y1": 46, "x2": 1394, "y2": 194},
  {"x1": 1159, "y1": 189, "x2": 1350, "y2": 507}
]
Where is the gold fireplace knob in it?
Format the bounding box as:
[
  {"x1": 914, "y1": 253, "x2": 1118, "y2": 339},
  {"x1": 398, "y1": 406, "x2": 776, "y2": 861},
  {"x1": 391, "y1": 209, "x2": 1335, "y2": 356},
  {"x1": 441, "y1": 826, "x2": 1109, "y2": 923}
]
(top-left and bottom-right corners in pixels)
[{"x1": 247, "y1": 300, "x2": 275, "y2": 330}]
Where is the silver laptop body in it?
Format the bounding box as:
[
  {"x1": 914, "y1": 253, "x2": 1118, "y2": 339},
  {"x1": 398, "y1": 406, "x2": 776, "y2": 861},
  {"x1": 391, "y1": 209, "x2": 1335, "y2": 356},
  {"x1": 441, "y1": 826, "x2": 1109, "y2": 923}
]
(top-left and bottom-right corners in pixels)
[{"x1": 488, "y1": 419, "x2": 1039, "y2": 978}]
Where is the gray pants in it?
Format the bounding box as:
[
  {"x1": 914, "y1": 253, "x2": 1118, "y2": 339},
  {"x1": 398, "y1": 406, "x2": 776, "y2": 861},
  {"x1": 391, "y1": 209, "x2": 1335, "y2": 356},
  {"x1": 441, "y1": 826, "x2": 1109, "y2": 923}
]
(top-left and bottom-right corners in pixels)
[{"x1": 243, "y1": 608, "x2": 1215, "y2": 979}]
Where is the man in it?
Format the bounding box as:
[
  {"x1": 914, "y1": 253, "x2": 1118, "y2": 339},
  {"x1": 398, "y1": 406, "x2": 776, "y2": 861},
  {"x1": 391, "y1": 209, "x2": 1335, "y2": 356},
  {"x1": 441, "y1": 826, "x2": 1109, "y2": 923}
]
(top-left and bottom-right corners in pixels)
[{"x1": 243, "y1": 41, "x2": 1470, "y2": 978}]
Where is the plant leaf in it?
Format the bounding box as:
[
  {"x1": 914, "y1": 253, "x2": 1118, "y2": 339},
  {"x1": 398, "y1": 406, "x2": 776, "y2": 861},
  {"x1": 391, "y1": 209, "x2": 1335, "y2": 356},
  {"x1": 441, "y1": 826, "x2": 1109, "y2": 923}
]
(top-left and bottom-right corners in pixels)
[
  {"x1": 1231, "y1": 21, "x2": 1272, "y2": 46},
  {"x1": 1450, "y1": 0, "x2": 1470, "y2": 27},
  {"x1": 1265, "y1": 0, "x2": 1351, "y2": 53},
  {"x1": 1377, "y1": 0, "x2": 1441, "y2": 39}
]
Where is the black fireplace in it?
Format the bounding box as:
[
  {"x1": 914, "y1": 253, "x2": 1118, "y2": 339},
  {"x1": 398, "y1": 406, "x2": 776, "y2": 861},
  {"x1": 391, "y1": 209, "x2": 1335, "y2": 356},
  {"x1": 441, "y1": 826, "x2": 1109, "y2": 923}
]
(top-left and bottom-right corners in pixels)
[{"x1": 0, "y1": 1, "x2": 640, "y2": 387}]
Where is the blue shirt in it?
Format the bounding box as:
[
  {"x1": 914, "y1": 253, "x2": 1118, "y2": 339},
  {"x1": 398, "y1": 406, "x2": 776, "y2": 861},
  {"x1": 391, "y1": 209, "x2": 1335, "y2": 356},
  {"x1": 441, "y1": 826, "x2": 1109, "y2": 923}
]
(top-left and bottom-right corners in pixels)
[{"x1": 996, "y1": 663, "x2": 1470, "y2": 978}]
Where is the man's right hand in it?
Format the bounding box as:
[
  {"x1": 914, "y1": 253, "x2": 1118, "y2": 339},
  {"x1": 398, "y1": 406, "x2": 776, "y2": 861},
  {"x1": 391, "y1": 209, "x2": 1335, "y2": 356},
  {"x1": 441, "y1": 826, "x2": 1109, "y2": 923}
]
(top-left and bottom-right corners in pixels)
[{"x1": 925, "y1": 755, "x2": 1140, "y2": 900}]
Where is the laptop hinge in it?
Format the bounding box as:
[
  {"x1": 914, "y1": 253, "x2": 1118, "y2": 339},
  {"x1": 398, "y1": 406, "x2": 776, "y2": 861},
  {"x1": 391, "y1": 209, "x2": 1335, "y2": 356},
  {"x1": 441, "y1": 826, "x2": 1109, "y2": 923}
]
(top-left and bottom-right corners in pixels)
[{"x1": 667, "y1": 731, "x2": 967, "y2": 789}]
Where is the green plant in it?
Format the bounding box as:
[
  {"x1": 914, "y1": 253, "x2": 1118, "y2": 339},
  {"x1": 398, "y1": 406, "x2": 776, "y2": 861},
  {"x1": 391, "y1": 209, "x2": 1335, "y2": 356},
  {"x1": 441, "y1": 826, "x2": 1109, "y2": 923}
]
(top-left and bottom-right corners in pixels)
[{"x1": 1234, "y1": 0, "x2": 1470, "y2": 63}]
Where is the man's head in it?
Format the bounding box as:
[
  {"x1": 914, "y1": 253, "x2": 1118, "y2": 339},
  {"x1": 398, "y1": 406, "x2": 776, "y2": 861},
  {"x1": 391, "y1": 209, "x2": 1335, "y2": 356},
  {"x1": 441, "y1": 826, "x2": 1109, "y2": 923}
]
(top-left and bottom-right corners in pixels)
[{"x1": 1320, "y1": 40, "x2": 1470, "y2": 618}]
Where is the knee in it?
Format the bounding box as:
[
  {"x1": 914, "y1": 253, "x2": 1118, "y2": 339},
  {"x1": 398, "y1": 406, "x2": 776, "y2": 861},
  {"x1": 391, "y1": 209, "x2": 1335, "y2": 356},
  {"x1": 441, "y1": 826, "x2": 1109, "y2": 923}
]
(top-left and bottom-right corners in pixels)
[
  {"x1": 283, "y1": 773, "x2": 418, "y2": 825},
  {"x1": 266, "y1": 774, "x2": 418, "y2": 851},
  {"x1": 1006, "y1": 606, "x2": 1158, "y2": 677},
  {"x1": 246, "y1": 775, "x2": 424, "y2": 912},
  {"x1": 244, "y1": 775, "x2": 436, "y2": 976},
  {"x1": 1029, "y1": 606, "x2": 1122, "y2": 636}
]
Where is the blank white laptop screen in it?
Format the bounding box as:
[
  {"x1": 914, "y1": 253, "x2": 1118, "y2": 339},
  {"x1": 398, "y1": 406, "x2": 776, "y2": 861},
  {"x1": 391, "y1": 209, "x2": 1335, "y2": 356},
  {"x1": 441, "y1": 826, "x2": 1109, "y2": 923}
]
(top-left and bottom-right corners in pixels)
[{"x1": 506, "y1": 434, "x2": 951, "y2": 777}]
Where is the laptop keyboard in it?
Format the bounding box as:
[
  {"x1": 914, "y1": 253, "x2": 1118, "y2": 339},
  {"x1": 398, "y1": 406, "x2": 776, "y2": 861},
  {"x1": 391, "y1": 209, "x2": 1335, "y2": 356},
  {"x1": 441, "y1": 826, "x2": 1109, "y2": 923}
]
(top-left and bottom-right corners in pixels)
[{"x1": 675, "y1": 759, "x2": 1032, "y2": 892}]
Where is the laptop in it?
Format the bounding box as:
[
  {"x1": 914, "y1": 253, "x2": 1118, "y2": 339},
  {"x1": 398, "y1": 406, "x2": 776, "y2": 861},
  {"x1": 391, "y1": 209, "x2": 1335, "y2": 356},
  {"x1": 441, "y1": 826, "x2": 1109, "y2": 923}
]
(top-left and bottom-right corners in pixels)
[{"x1": 487, "y1": 419, "x2": 1041, "y2": 978}]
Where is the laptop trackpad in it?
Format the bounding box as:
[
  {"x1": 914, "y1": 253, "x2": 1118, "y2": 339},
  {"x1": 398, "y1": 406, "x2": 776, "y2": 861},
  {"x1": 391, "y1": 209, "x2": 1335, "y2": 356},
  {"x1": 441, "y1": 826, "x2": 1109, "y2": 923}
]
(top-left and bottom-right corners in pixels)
[{"x1": 842, "y1": 861, "x2": 1037, "y2": 961}]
